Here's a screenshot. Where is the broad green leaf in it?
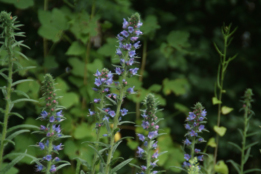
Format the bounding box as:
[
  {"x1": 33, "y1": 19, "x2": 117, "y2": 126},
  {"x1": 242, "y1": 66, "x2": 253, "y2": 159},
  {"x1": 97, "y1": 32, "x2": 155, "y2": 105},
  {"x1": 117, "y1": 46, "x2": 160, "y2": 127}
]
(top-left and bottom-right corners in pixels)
[
  {"x1": 43, "y1": 55, "x2": 59, "y2": 69},
  {"x1": 38, "y1": 24, "x2": 61, "y2": 42},
  {"x1": 0, "y1": 0, "x2": 34, "y2": 9},
  {"x1": 111, "y1": 158, "x2": 133, "y2": 173},
  {"x1": 141, "y1": 15, "x2": 160, "y2": 40},
  {"x1": 214, "y1": 160, "x2": 228, "y2": 174},
  {"x1": 74, "y1": 123, "x2": 94, "y2": 139},
  {"x1": 221, "y1": 106, "x2": 233, "y2": 115},
  {"x1": 87, "y1": 59, "x2": 103, "y2": 73},
  {"x1": 163, "y1": 78, "x2": 189, "y2": 96},
  {"x1": 167, "y1": 30, "x2": 190, "y2": 49},
  {"x1": 148, "y1": 84, "x2": 162, "y2": 92},
  {"x1": 68, "y1": 57, "x2": 85, "y2": 77},
  {"x1": 58, "y1": 92, "x2": 79, "y2": 108},
  {"x1": 212, "y1": 97, "x2": 222, "y2": 105},
  {"x1": 174, "y1": 103, "x2": 190, "y2": 113},
  {"x1": 160, "y1": 42, "x2": 173, "y2": 58},
  {"x1": 126, "y1": 139, "x2": 138, "y2": 150},
  {"x1": 207, "y1": 137, "x2": 217, "y2": 148},
  {"x1": 97, "y1": 38, "x2": 118, "y2": 63},
  {"x1": 66, "y1": 41, "x2": 85, "y2": 56},
  {"x1": 214, "y1": 126, "x2": 227, "y2": 137}
]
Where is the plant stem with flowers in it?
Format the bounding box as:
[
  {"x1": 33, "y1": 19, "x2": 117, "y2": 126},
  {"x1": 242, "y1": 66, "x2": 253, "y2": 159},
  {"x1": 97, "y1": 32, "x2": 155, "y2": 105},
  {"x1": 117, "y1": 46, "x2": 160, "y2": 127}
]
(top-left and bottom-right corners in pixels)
[
  {"x1": 33, "y1": 74, "x2": 70, "y2": 173},
  {"x1": 102, "y1": 13, "x2": 143, "y2": 174},
  {"x1": 136, "y1": 94, "x2": 162, "y2": 174},
  {"x1": 183, "y1": 102, "x2": 207, "y2": 172}
]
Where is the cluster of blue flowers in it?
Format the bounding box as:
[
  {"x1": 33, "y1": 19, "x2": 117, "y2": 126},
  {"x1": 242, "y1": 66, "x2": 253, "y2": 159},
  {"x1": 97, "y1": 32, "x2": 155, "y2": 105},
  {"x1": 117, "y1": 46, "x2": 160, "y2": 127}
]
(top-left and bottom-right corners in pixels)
[
  {"x1": 136, "y1": 94, "x2": 160, "y2": 174},
  {"x1": 35, "y1": 74, "x2": 66, "y2": 173},
  {"x1": 183, "y1": 102, "x2": 207, "y2": 168}
]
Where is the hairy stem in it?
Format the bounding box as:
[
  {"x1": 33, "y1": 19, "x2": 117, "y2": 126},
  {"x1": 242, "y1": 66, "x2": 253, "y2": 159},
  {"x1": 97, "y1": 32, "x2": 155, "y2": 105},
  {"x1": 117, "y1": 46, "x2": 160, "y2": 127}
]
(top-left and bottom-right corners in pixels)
[
  {"x1": 190, "y1": 137, "x2": 195, "y2": 160},
  {"x1": 46, "y1": 126, "x2": 54, "y2": 174},
  {"x1": 0, "y1": 26, "x2": 13, "y2": 169},
  {"x1": 240, "y1": 105, "x2": 248, "y2": 174},
  {"x1": 145, "y1": 140, "x2": 152, "y2": 174},
  {"x1": 43, "y1": 0, "x2": 48, "y2": 59}
]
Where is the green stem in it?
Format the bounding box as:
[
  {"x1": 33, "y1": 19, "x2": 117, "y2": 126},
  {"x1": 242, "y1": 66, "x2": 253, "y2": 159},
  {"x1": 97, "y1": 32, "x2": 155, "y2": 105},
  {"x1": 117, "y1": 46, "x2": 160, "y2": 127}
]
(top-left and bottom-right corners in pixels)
[
  {"x1": 0, "y1": 27, "x2": 13, "y2": 169},
  {"x1": 240, "y1": 106, "x2": 248, "y2": 174},
  {"x1": 190, "y1": 137, "x2": 195, "y2": 160},
  {"x1": 214, "y1": 35, "x2": 228, "y2": 167},
  {"x1": 75, "y1": 158, "x2": 81, "y2": 174},
  {"x1": 91, "y1": 87, "x2": 105, "y2": 174},
  {"x1": 43, "y1": 0, "x2": 48, "y2": 58},
  {"x1": 46, "y1": 126, "x2": 54, "y2": 174},
  {"x1": 104, "y1": 53, "x2": 129, "y2": 174},
  {"x1": 145, "y1": 140, "x2": 152, "y2": 174}
]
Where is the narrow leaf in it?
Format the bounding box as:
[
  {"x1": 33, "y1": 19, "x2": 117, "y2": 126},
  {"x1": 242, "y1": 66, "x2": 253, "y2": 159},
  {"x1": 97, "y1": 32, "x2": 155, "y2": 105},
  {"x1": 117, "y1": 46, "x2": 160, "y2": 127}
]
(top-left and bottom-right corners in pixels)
[
  {"x1": 105, "y1": 96, "x2": 117, "y2": 105},
  {"x1": 12, "y1": 98, "x2": 38, "y2": 104},
  {"x1": 227, "y1": 160, "x2": 240, "y2": 174},
  {"x1": 0, "y1": 152, "x2": 25, "y2": 173},
  {"x1": 244, "y1": 147, "x2": 251, "y2": 164},
  {"x1": 88, "y1": 145, "x2": 105, "y2": 165},
  {"x1": 11, "y1": 79, "x2": 33, "y2": 87},
  {"x1": 244, "y1": 168, "x2": 261, "y2": 174},
  {"x1": 129, "y1": 163, "x2": 141, "y2": 170},
  {"x1": 245, "y1": 141, "x2": 258, "y2": 150},
  {"x1": 9, "y1": 112, "x2": 24, "y2": 119},
  {"x1": 55, "y1": 162, "x2": 71, "y2": 171},
  {"x1": 111, "y1": 158, "x2": 133, "y2": 173},
  {"x1": 7, "y1": 124, "x2": 39, "y2": 133},
  {"x1": 3, "y1": 139, "x2": 15, "y2": 146},
  {"x1": 6, "y1": 129, "x2": 30, "y2": 140},
  {"x1": 213, "y1": 42, "x2": 224, "y2": 56},
  {"x1": 228, "y1": 142, "x2": 242, "y2": 152}
]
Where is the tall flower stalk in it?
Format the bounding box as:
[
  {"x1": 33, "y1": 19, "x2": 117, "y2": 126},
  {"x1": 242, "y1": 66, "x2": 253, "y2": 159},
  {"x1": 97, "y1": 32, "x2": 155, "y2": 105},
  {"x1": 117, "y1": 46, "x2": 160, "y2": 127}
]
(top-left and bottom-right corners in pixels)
[
  {"x1": 183, "y1": 103, "x2": 207, "y2": 172},
  {"x1": 0, "y1": 11, "x2": 38, "y2": 172},
  {"x1": 103, "y1": 13, "x2": 143, "y2": 174},
  {"x1": 228, "y1": 89, "x2": 261, "y2": 174},
  {"x1": 136, "y1": 94, "x2": 162, "y2": 174},
  {"x1": 33, "y1": 74, "x2": 70, "y2": 173},
  {"x1": 213, "y1": 24, "x2": 237, "y2": 166}
]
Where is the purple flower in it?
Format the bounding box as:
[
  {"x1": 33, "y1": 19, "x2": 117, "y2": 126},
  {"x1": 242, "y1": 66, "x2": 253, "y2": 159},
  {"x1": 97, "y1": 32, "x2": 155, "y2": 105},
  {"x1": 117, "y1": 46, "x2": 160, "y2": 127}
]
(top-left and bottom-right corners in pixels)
[
  {"x1": 155, "y1": 125, "x2": 159, "y2": 129},
  {"x1": 197, "y1": 155, "x2": 204, "y2": 161},
  {"x1": 39, "y1": 142, "x2": 45, "y2": 150},
  {"x1": 127, "y1": 86, "x2": 135, "y2": 94},
  {"x1": 94, "y1": 70, "x2": 101, "y2": 76},
  {"x1": 184, "y1": 138, "x2": 191, "y2": 145},
  {"x1": 152, "y1": 151, "x2": 158, "y2": 159},
  {"x1": 125, "y1": 43, "x2": 132, "y2": 50},
  {"x1": 108, "y1": 110, "x2": 115, "y2": 117},
  {"x1": 121, "y1": 30, "x2": 129, "y2": 38},
  {"x1": 190, "y1": 130, "x2": 198, "y2": 137},
  {"x1": 195, "y1": 148, "x2": 201, "y2": 153},
  {"x1": 56, "y1": 110, "x2": 62, "y2": 117},
  {"x1": 103, "y1": 134, "x2": 108, "y2": 137},
  {"x1": 120, "y1": 108, "x2": 128, "y2": 116},
  {"x1": 43, "y1": 155, "x2": 52, "y2": 161},
  {"x1": 141, "y1": 165, "x2": 147, "y2": 171},
  {"x1": 198, "y1": 138, "x2": 204, "y2": 142},
  {"x1": 116, "y1": 48, "x2": 122, "y2": 55},
  {"x1": 129, "y1": 68, "x2": 139, "y2": 75},
  {"x1": 107, "y1": 71, "x2": 113, "y2": 78},
  {"x1": 115, "y1": 67, "x2": 122, "y2": 75},
  {"x1": 50, "y1": 165, "x2": 56, "y2": 173},
  {"x1": 36, "y1": 164, "x2": 43, "y2": 172},
  {"x1": 199, "y1": 117, "x2": 204, "y2": 121},
  {"x1": 49, "y1": 116, "x2": 55, "y2": 123},
  {"x1": 93, "y1": 88, "x2": 99, "y2": 92},
  {"x1": 122, "y1": 18, "x2": 128, "y2": 29},
  {"x1": 114, "y1": 81, "x2": 119, "y2": 86},
  {"x1": 40, "y1": 125, "x2": 46, "y2": 130},
  {"x1": 148, "y1": 131, "x2": 158, "y2": 139},
  {"x1": 45, "y1": 140, "x2": 49, "y2": 146},
  {"x1": 188, "y1": 112, "x2": 196, "y2": 121},
  {"x1": 41, "y1": 111, "x2": 48, "y2": 119},
  {"x1": 137, "y1": 147, "x2": 144, "y2": 157},
  {"x1": 129, "y1": 50, "x2": 136, "y2": 58},
  {"x1": 53, "y1": 143, "x2": 63, "y2": 151},
  {"x1": 54, "y1": 157, "x2": 60, "y2": 162},
  {"x1": 183, "y1": 161, "x2": 190, "y2": 167},
  {"x1": 151, "y1": 161, "x2": 157, "y2": 167},
  {"x1": 106, "y1": 78, "x2": 113, "y2": 85},
  {"x1": 152, "y1": 141, "x2": 158, "y2": 149},
  {"x1": 89, "y1": 109, "x2": 95, "y2": 116},
  {"x1": 135, "y1": 30, "x2": 142, "y2": 36},
  {"x1": 95, "y1": 78, "x2": 102, "y2": 87},
  {"x1": 127, "y1": 58, "x2": 134, "y2": 65},
  {"x1": 104, "y1": 88, "x2": 109, "y2": 92},
  {"x1": 112, "y1": 93, "x2": 117, "y2": 99},
  {"x1": 94, "y1": 98, "x2": 100, "y2": 103},
  {"x1": 54, "y1": 125, "x2": 61, "y2": 133},
  {"x1": 133, "y1": 41, "x2": 140, "y2": 49},
  {"x1": 185, "y1": 124, "x2": 190, "y2": 130},
  {"x1": 103, "y1": 108, "x2": 111, "y2": 112},
  {"x1": 198, "y1": 125, "x2": 205, "y2": 132},
  {"x1": 184, "y1": 154, "x2": 190, "y2": 161},
  {"x1": 103, "y1": 116, "x2": 109, "y2": 121},
  {"x1": 152, "y1": 171, "x2": 158, "y2": 174},
  {"x1": 117, "y1": 34, "x2": 124, "y2": 42},
  {"x1": 128, "y1": 26, "x2": 134, "y2": 33},
  {"x1": 141, "y1": 113, "x2": 147, "y2": 119},
  {"x1": 137, "y1": 133, "x2": 145, "y2": 141},
  {"x1": 201, "y1": 109, "x2": 207, "y2": 117},
  {"x1": 120, "y1": 59, "x2": 125, "y2": 65},
  {"x1": 141, "y1": 121, "x2": 149, "y2": 129},
  {"x1": 137, "y1": 22, "x2": 143, "y2": 28},
  {"x1": 107, "y1": 94, "x2": 112, "y2": 98},
  {"x1": 130, "y1": 37, "x2": 138, "y2": 42},
  {"x1": 144, "y1": 141, "x2": 148, "y2": 146}
]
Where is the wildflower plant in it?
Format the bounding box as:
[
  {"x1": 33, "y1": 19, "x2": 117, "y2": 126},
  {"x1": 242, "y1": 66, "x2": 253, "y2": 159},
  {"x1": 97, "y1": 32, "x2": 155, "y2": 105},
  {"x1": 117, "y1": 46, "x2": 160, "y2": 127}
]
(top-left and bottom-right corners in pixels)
[
  {"x1": 227, "y1": 89, "x2": 261, "y2": 174},
  {"x1": 84, "y1": 13, "x2": 143, "y2": 174},
  {"x1": 136, "y1": 94, "x2": 164, "y2": 174},
  {"x1": 183, "y1": 102, "x2": 208, "y2": 171},
  {"x1": 0, "y1": 11, "x2": 38, "y2": 172},
  {"x1": 32, "y1": 74, "x2": 70, "y2": 173}
]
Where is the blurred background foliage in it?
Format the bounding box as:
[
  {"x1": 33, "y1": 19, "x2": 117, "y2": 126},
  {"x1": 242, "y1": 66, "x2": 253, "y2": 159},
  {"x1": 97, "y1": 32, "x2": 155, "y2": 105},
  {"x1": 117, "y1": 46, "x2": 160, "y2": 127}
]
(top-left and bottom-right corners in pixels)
[{"x1": 0, "y1": 0, "x2": 261, "y2": 173}]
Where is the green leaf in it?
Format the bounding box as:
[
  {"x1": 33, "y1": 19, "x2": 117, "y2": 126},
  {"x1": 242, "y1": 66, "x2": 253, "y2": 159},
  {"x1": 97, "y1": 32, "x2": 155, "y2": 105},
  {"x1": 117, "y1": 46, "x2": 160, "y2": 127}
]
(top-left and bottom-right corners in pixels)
[
  {"x1": 140, "y1": 15, "x2": 160, "y2": 40},
  {"x1": 0, "y1": 163, "x2": 18, "y2": 174},
  {"x1": 221, "y1": 106, "x2": 233, "y2": 115},
  {"x1": 162, "y1": 78, "x2": 189, "y2": 96},
  {"x1": 212, "y1": 97, "x2": 222, "y2": 105},
  {"x1": 88, "y1": 145, "x2": 105, "y2": 165},
  {"x1": 66, "y1": 41, "x2": 85, "y2": 56},
  {"x1": 126, "y1": 139, "x2": 138, "y2": 150},
  {"x1": 58, "y1": 92, "x2": 79, "y2": 108},
  {"x1": 87, "y1": 59, "x2": 103, "y2": 73},
  {"x1": 12, "y1": 98, "x2": 38, "y2": 104},
  {"x1": 11, "y1": 79, "x2": 34, "y2": 87},
  {"x1": 7, "y1": 124, "x2": 39, "y2": 134},
  {"x1": 227, "y1": 160, "x2": 240, "y2": 174},
  {"x1": 245, "y1": 141, "x2": 258, "y2": 150},
  {"x1": 214, "y1": 126, "x2": 227, "y2": 137},
  {"x1": 244, "y1": 168, "x2": 261, "y2": 174},
  {"x1": 12, "y1": 90, "x2": 30, "y2": 99},
  {"x1": 228, "y1": 142, "x2": 242, "y2": 152},
  {"x1": 244, "y1": 147, "x2": 251, "y2": 164},
  {"x1": 148, "y1": 84, "x2": 162, "y2": 92},
  {"x1": 0, "y1": 152, "x2": 26, "y2": 173},
  {"x1": 68, "y1": 57, "x2": 85, "y2": 77},
  {"x1": 129, "y1": 163, "x2": 141, "y2": 170},
  {"x1": 0, "y1": 0, "x2": 34, "y2": 9},
  {"x1": 3, "y1": 139, "x2": 15, "y2": 146},
  {"x1": 207, "y1": 137, "x2": 217, "y2": 148},
  {"x1": 174, "y1": 103, "x2": 189, "y2": 113},
  {"x1": 213, "y1": 42, "x2": 224, "y2": 56},
  {"x1": 6, "y1": 130, "x2": 30, "y2": 141},
  {"x1": 74, "y1": 123, "x2": 94, "y2": 139},
  {"x1": 9, "y1": 112, "x2": 24, "y2": 119},
  {"x1": 55, "y1": 162, "x2": 71, "y2": 171},
  {"x1": 214, "y1": 160, "x2": 228, "y2": 174},
  {"x1": 43, "y1": 55, "x2": 59, "y2": 69},
  {"x1": 110, "y1": 158, "x2": 133, "y2": 173},
  {"x1": 167, "y1": 30, "x2": 190, "y2": 49}
]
